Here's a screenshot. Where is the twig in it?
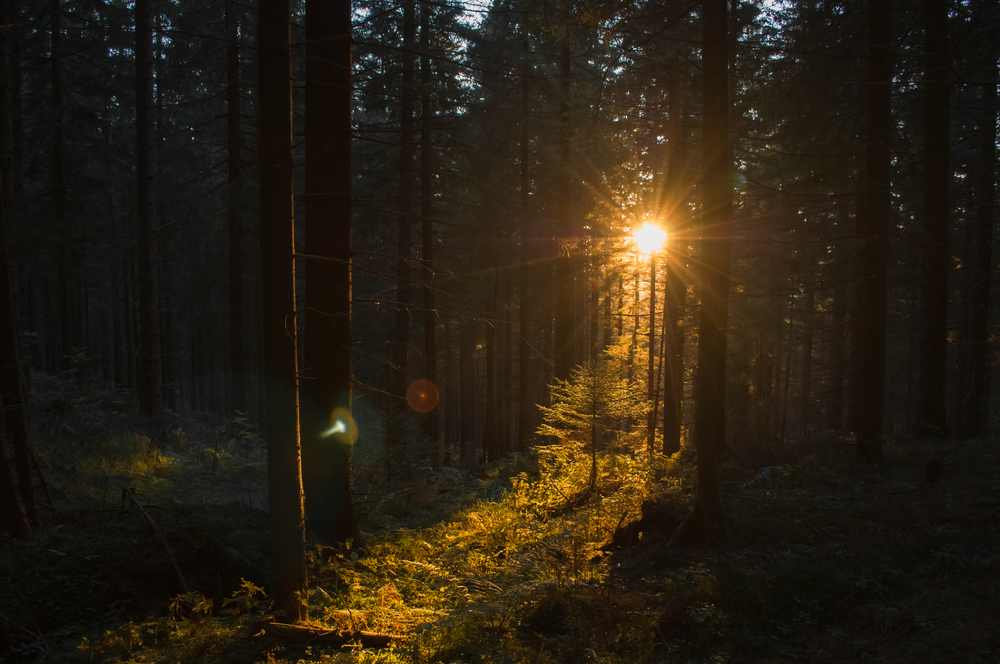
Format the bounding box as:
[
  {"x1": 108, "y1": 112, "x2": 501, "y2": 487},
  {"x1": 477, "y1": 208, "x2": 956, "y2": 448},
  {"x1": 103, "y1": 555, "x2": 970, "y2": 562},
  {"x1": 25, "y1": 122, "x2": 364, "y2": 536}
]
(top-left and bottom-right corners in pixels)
[{"x1": 122, "y1": 487, "x2": 190, "y2": 593}]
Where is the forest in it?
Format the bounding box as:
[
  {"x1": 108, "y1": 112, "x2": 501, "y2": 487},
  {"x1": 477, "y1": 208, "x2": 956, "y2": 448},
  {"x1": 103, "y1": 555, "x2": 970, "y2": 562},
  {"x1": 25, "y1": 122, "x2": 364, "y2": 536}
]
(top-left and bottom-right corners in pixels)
[{"x1": 0, "y1": 0, "x2": 999, "y2": 661}]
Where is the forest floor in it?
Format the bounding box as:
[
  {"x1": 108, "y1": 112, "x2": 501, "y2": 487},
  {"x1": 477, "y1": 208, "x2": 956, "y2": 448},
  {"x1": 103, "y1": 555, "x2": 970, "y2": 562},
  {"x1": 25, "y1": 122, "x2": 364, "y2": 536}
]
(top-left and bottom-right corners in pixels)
[{"x1": 1, "y1": 374, "x2": 999, "y2": 663}]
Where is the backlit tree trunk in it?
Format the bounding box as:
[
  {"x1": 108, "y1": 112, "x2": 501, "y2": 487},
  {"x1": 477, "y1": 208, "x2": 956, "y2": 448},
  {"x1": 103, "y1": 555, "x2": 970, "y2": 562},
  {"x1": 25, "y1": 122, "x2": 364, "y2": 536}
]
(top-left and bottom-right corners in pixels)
[
  {"x1": 301, "y1": 0, "x2": 362, "y2": 546},
  {"x1": 259, "y1": 0, "x2": 306, "y2": 621},
  {"x1": 691, "y1": 0, "x2": 729, "y2": 540}
]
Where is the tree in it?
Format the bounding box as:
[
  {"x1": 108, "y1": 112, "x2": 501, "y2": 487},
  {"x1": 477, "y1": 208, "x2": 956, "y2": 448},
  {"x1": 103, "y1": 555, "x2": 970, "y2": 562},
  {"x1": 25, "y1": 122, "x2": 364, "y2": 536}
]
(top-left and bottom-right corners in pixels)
[
  {"x1": 301, "y1": 0, "x2": 362, "y2": 546},
  {"x1": 689, "y1": 0, "x2": 731, "y2": 541},
  {"x1": 916, "y1": 0, "x2": 949, "y2": 437},
  {"x1": 259, "y1": 0, "x2": 306, "y2": 621},
  {"x1": 539, "y1": 340, "x2": 648, "y2": 490},
  {"x1": 851, "y1": 0, "x2": 891, "y2": 463},
  {"x1": 135, "y1": 0, "x2": 160, "y2": 418},
  {"x1": 226, "y1": 0, "x2": 246, "y2": 417}
]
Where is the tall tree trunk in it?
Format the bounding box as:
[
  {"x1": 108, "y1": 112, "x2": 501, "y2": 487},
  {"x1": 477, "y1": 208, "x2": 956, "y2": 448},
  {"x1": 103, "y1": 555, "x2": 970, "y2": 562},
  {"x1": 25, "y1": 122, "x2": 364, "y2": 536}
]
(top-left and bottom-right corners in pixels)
[
  {"x1": 52, "y1": 0, "x2": 70, "y2": 373},
  {"x1": 828, "y1": 278, "x2": 846, "y2": 429},
  {"x1": 390, "y1": 0, "x2": 415, "y2": 423},
  {"x1": 302, "y1": 0, "x2": 361, "y2": 546},
  {"x1": 136, "y1": 0, "x2": 160, "y2": 418},
  {"x1": 419, "y1": 3, "x2": 439, "y2": 454},
  {"x1": 690, "y1": 0, "x2": 730, "y2": 540},
  {"x1": 647, "y1": 253, "x2": 657, "y2": 454},
  {"x1": 516, "y1": 36, "x2": 533, "y2": 455},
  {"x1": 799, "y1": 261, "x2": 815, "y2": 439},
  {"x1": 852, "y1": 0, "x2": 891, "y2": 463},
  {"x1": 227, "y1": 0, "x2": 246, "y2": 417},
  {"x1": 0, "y1": 8, "x2": 33, "y2": 528},
  {"x1": 916, "y1": 0, "x2": 949, "y2": 436},
  {"x1": 553, "y1": 45, "x2": 574, "y2": 381},
  {"x1": 459, "y1": 321, "x2": 475, "y2": 467},
  {"x1": 259, "y1": 0, "x2": 306, "y2": 621},
  {"x1": 954, "y1": 66, "x2": 996, "y2": 437}
]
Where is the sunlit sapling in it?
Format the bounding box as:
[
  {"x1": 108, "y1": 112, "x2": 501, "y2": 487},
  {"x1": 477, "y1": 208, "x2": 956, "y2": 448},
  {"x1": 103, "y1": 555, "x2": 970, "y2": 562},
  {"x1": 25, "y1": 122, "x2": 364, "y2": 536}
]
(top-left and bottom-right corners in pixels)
[{"x1": 538, "y1": 339, "x2": 649, "y2": 490}]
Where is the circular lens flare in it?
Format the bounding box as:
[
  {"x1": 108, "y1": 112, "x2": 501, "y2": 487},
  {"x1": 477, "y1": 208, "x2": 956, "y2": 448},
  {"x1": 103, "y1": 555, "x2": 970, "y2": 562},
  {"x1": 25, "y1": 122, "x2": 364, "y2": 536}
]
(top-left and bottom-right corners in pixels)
[
  {"x1": 406, "y1": 379, "x2": 439, "y2": 413},
  {"x1": 322, "y1": 407, "x2": 358, "y2": 445}
]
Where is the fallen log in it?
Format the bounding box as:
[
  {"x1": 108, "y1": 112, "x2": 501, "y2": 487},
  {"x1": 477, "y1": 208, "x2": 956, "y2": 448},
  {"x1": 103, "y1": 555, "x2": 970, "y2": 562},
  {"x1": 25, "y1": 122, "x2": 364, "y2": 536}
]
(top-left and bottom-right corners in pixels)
[{"x1": 261, "y1": 622, "x2": 402, "y2": 649}]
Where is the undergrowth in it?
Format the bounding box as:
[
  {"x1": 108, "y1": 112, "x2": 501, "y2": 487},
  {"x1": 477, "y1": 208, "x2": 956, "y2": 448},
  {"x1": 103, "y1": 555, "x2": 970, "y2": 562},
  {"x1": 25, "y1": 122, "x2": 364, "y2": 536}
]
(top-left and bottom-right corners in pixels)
[{"x1": 2, "y1": 375, "x2": 999, "y2": 663}]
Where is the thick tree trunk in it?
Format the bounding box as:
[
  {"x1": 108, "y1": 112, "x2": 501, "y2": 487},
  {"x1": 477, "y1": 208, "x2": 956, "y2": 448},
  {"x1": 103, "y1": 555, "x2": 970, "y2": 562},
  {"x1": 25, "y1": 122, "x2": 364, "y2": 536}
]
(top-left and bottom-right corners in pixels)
[
  {"x1": 690, "y1": 0, "x2": 730, "y2": 541},
  {"x1": 0, "y1": 14, "x2": 33, "y2": 528},
  {"x1": 301, "y1": 0, "x2": 361, "y2": 547},
  {"x1": 259, "y1": 0, "x2": 306, "y2": 622},
  {"x1": 135, "y1": 0, "x2": 160, "y2": 418},
  {"x1": 852, "y1": 0, "x2": 891, "y2": 463},
  {"x1": 916, "y1": 0, "x2": 949, "y2": 437},
  {"x1": 227, "y1": 0, "x2": 246, "y2": 417}
]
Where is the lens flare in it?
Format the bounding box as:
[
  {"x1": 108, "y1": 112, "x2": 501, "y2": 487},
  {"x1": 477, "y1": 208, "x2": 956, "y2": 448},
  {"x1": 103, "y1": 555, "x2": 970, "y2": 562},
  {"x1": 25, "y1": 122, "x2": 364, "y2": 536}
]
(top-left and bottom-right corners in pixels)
[
  {"x1": 322, "y1": 407, "x2": 358, "y2": 444},
  {"x1": 406, "y1": 379, "x2": 439, "y2": 413}
]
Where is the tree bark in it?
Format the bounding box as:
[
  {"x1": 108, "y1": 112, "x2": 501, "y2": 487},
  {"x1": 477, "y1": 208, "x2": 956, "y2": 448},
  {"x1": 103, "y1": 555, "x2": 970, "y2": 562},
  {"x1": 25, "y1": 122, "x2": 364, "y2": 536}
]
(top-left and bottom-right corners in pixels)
[
  {"x1": 302, "y1": 0, "x2": 361, "y2": 546},
  {"x1": 852, "y1": 0, "x2": 891, "y2": 463},
  {"x1": 227, "y1": 0, "x2": 246, "y2": 417},
  {"x1": 690, "y1": 0, "x2": 730, "y2": 541},
  {"x1": 419, "y1": 3, "x2": 439, "y2": 455},
  {"x1": 259, "y1": 0, "x2": 306, "y2": 621},
  {"x1": 553, "y1": 45, "x2": 574, "y2": 381},
  {"x1": 916, "y1": 0, "x2": 949, "y2": 437},
  {"x1": 135, "y1": 0, "x2": 160, "y2": 418},
  {"x1": 954, "y1": 65, "x2": 996, "y2": 437},
  {"x1": 390, "y1": 0, "x2": 415, "y2": 422}
]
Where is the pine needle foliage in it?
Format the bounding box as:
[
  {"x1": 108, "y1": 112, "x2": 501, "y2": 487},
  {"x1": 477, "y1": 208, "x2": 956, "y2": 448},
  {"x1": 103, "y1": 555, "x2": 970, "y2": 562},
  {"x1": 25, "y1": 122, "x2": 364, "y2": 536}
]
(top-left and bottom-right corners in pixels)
[{"x1": 538, "y1": 339, "x2": 649, "y2": 489}]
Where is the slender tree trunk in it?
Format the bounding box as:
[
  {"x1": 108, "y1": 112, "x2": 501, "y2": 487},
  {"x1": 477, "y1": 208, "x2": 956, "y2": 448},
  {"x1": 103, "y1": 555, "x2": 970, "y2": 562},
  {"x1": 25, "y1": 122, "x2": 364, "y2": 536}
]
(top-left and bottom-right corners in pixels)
[
  {"x1": 799, "y1": 262, "x2": 815, "y2": 439},
  {"x1": 954, "y1": 66, "x2": 996, "y2": 437},
  {"x1": 52, "y1": 0, "x2": 71, "y2": 374},
  {"x1": 459, "y1": 321, "x2": 475, "y2": 467},
  {"x1": 853, "y1": 0, "x2": 891, "y2": 463},
  {"x1": 553, "y1": 46, "x2": 574, "y2": 381},
  {"x1": 259, "y1": 0, "x2": 306, "y2": 621},
  {"x1": 516, "y1": 38, "x2": 533, "y2": 455},
  {"x1": 419, "y1": 3, "x2": 439, "y2": 454},
  {"x1": 390, "y1": 0, "x2": 415, "y2": 422},
  {"x1": 136, "y1": 0, "x2": 160, "y2": 418},
  {"x1": 227, "y1": 0, "x2": 246, "y2": 417},
  {"x1": 647, "y1": 253, "x2": 657, "y2": 454},
  {"x1": 829, "y1": 278, "x2": 846, "y2": 429},
  {"x1": 690, "y1": 0, "x2": 730, "y2": 540},
  {"x1": 916, "y1": 0, "x2": 949, "y2": 436}
]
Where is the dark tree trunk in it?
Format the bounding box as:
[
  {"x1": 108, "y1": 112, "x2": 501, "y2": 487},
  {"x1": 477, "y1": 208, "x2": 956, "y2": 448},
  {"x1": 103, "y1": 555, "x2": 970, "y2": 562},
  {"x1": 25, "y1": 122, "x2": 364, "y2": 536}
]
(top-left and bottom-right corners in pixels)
[
  {"x1": 852, "y1": 0, "x2": 891, "y2": 463},
  {"x1": 302, "y1": 0, "x2": 361, "y2": 546},
  {"x1": 917, "y1": 0, "x2": 949, "y2": 437},
  {"x1": 799, "y1": 261, "x2": 815, "y2": 439},
  {"x1": 553, "y1": 46, "x2": 574, "y2": 381},
  {"x1": 954, "y1": 66, "x2": 996, "y2": 437},
  {"x1": 459, "y1": 321, "x2": 475, "y2": 466},
  {"x1": 690, "y1": 0, "x2": 730, "y2": 541},
  {"x1": 647, "y1": 253, "x2": 657, "y2": 454},
  {"x1": 516, "y1": 37, "x2": 533, "y2": 455},
  {"x1": 419, "y1": 3, "x2": 439, "y2": 454},
  {"x1": 828, "y1": 278, "x2": 846, "y2": 429},
  {"x1": 136, "y1": 0, "x2": 160, "y2": 418},
  {"x1": 0, "y1": 13, "x2": 34, "y2": 528},
  {"x1": 52, "y1": 0, "x2": 71, "y2": 374},
  {"x1": 390, "y1": 0, "x2": 415, "y2": 420},
  {"x1": 227, "y1": 0, "x2": 246, "y2": 417},
  {"x1": 259, "y1": 0, "x2": 306, "y2": 622}
]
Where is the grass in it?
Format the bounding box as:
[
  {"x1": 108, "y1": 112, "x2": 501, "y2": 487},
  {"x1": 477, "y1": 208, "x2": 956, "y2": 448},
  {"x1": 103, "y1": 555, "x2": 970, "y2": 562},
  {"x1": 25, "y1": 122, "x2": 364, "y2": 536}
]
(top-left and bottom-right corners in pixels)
[{"x1": 2, "y1": 375, "x2": 999, "y2": 662}]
